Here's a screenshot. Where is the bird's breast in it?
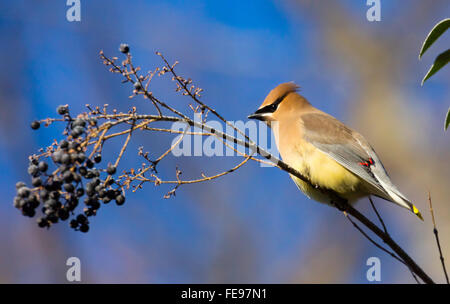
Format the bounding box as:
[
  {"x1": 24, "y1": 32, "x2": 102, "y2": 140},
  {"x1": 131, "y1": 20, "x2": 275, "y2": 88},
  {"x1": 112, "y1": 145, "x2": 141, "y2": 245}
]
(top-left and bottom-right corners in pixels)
[{"x1": 279, "y1": 140, "x2": 365, "y2": 202}]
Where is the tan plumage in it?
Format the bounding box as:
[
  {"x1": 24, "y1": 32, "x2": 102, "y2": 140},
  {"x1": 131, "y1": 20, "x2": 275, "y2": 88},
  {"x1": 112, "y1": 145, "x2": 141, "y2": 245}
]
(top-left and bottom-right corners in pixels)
[{"x1": 248, "y1": 82, "x2": 423, "y2": 220}]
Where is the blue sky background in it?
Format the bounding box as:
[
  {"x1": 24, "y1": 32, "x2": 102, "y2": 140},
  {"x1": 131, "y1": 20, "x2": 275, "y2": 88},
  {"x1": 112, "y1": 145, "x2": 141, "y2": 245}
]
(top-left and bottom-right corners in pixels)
[{"x1": 0, "y1": 0, "x2": 449, "y2": 283}]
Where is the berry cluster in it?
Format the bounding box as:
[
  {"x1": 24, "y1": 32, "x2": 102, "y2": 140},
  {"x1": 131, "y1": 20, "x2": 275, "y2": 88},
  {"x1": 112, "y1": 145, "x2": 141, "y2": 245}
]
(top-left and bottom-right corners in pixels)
[{"x1": 14, "y1": 105, "x2": 125, "y2": 233}]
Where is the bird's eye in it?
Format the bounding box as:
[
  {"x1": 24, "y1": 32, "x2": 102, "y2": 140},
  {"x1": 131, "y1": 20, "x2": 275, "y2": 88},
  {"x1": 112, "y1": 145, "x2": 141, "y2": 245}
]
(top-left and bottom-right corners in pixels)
[{"x1": 254, "y1": 103, "x2": 278, "y2": 115}]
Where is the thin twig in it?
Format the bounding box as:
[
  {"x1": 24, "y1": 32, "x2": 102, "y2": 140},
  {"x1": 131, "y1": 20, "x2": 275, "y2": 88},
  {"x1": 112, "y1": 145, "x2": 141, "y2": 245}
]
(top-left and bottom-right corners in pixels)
[
  {"x1": 428, "y1": 191, "x2": 449, "y2": 284},
  {"x1": 343, "y1": 211, "x2": 405, "y2": 265},
  {"x1": 343, "y1": 211, "x2": 420, "y2": 284},
  {"x1": 342, "y1": 202, "x2": 434, "y2": 284},
  {"x1": 369, "y1": 196, "x2": 388, "y2": 234}
]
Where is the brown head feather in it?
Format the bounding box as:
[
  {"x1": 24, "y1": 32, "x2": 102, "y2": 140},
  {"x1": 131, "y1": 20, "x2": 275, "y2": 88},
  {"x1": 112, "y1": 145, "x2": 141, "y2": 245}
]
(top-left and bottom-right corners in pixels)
[
  {"x1": 260, "y1": 82, "x2": 300, "y2": 108},
  {"x1": 249, "y1": 82, "x2": 311, "y2": 122}
]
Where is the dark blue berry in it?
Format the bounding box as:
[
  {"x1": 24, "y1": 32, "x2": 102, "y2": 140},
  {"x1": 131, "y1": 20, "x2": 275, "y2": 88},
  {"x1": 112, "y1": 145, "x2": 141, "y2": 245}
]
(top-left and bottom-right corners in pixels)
[
  {"x1": 58, "y1": 208, "x2": 70, "y2": 221},
  {"x1": 57, "y1": 105, "x2": 69, "y2": 115},
  {"x1": 16, "y1": 181, "x2": 26, "y2": 189},
  {"x1": 32, "y1": 177, "x2": 42, "y2": 187},
  {"x1": 47, "y1": 214, "x2": 58, "y2": 223},
  {"x1": 60, "y1": 140, "x2": 69, "y2": 149},
  {"x1": 18, "y1": 187, "x2": 30, "y2": 198},
  {"x1": 31, "y1": 121, "x2": 40, "y2": 130},
  {"x1": 93, "y1": 154, "x2": 102, "y2": 163},
  {"x1": 68, "y1": 142, "x2": 80, "y2": 150},
  {"x1": 61, "y1": 153, "x2": 71, "y2": 164},
  {"x1": 77, "y1": 153, "x2": 86, "y2": 163},
  {"x1": 134, "y1": 82, "x2": 142, "y2": 91},
  {"x1": 52, "y1": 151, "x2": 63, "y2": 163},
  {"x1": 76, "y1": 214, "x2": 87, "y2": 224},
  {"x1": 106, "y1": 165, "x2": 116, "y2": 175},
  {"x1": 78, "y1": 166, "x2": 87, "y2": 176},
  {"x1": 71, "y1": 126, "x2": 85, "y2": 138},
  {"x1": 63, "y1": 171, "x2": 73, "y2": 182},
  {"x1": 85, "y1": 159, "x2": 94, "y2": 168},
  {"x1": 37, "y1": 217, "x2": 49, "y2": 228},
  {"x1": 70, "y1": 219, "x2": 78, "y2": 228},
  {"x1": 63, "y1": 183, "x2": 75, "y2": 193},
  {"x1": 38, "y1": 161, "x2": 48, "y2": 172},
  {"x1": 28, "y1": 165, "x2": 39, "y2": 177},
  {"x1": 79, "y1": 224, "x2": 89, "y2": 233},
  {"x1": 119, "y1": 43, "x2": 130, "y2": 54},
  {"x1": 49, "y1": 191, "x2": 60, "y2": 200},
  {"x1": 115, "y1": 194, "x2": 125, "y2": 206},
  {"x1": 76, "y1": 188, "x2": 85, "y2": 197}
]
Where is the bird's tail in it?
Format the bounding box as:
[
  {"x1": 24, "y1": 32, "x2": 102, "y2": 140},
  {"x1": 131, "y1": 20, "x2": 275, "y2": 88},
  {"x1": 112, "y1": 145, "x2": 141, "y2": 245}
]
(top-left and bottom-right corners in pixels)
[
  {"x1": 383, "y1": 186, "x2": 423, "y2": 221},
  {"x1": 359, "y1": 145, "x2": 423, "y2": 220},
  {"x1": 412, "y1": 204, "x2": 424, "y2": 221}
]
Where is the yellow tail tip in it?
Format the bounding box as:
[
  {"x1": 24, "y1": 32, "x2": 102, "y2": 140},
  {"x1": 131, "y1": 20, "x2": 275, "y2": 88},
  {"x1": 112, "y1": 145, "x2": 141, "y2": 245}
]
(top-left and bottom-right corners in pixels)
[{"x1": 413, "y1": 205, "x2": 424, "y2": 221}]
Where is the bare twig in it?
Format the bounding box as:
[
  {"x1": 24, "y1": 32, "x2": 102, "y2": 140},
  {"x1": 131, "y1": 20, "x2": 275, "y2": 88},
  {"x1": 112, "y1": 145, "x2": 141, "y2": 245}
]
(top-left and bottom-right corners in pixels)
[
  {"x1": 341, "y1": 202, "x2": 433, "y2": 283},
  {"x1": 369, "y1": 196, "x2": 388, "y2": 234},
  {"x1": 344, "y1": 211, "x2": 405, "y2": 265},
  {"x1": 343, "y1": 211, "x2": 420, "y2": 284},
  {"x1": 428, "y1": 192, "x2": 449, "y2": 284}
]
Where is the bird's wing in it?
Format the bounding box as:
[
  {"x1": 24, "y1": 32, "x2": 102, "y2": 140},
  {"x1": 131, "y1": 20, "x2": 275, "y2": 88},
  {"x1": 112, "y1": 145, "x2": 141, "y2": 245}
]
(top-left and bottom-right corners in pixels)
[{"x1": 301, "y1": 112, "x2": 402, "y2": 202}]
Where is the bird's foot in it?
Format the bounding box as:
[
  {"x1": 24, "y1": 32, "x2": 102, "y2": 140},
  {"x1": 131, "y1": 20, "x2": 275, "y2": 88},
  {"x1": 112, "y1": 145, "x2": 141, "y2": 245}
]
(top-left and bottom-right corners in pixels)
[{"x1": 331, "y1": 200, "x2": 347, "y2": 212}]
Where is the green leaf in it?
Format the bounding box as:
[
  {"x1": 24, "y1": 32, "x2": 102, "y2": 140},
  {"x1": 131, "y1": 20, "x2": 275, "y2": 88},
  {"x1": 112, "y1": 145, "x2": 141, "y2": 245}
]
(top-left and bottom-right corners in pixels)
[
  {"x1": 421, "y1": 49, "x2": 450, "y2": 85},
  {"x1": 445, "y1": 107, "x2": 450, "y2": 131},
  {"x1": 419, "y1": 18, "x2": 450, "y2": 59}
]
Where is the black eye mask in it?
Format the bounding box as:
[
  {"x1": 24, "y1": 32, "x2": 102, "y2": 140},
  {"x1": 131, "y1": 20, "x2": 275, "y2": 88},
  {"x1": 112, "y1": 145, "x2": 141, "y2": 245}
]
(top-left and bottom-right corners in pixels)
[{"x1": 254, "y1": 92, "x2": 289, "y2": 114}]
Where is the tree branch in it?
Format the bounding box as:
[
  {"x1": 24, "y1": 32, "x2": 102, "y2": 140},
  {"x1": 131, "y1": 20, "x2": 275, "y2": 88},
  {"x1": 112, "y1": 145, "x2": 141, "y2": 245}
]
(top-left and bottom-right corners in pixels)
[
  {"x1": 428, "y1": 192, "x2": 449, "y2": 284},
  {"x1": 15, "y1": 46, "x2": 436, "y2": 284}
]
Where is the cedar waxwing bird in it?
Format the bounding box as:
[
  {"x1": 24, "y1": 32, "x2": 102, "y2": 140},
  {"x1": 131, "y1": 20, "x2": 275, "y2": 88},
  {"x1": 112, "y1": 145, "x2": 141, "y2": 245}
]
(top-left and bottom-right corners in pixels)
[{"x1": 248, "y1": 82, "x2": 423, "y2": 220}]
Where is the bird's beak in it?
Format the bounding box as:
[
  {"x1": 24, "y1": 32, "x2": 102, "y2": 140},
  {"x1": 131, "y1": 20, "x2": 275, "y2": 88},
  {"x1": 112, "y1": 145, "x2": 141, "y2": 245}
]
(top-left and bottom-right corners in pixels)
[
  {"x1": 247, "y1": 113, "x2": 262, "y2": 120},
  {"x1": 248, "y1": 111, "x2": 270, "y2": 121}
]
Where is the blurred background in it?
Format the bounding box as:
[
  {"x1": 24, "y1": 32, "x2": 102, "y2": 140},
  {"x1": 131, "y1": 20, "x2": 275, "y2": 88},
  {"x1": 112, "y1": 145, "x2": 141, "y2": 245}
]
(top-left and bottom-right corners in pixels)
[{"x1": 0, "y1": 0, "x2": 449, "y2": 283}]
